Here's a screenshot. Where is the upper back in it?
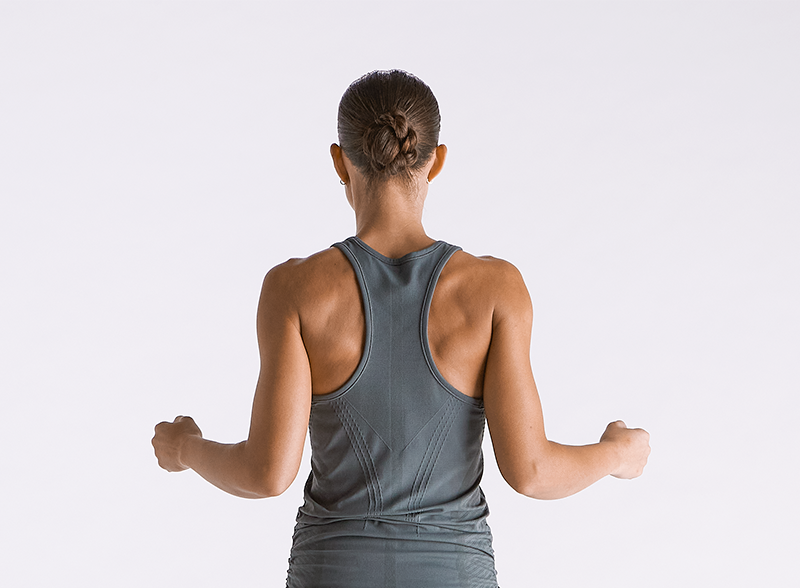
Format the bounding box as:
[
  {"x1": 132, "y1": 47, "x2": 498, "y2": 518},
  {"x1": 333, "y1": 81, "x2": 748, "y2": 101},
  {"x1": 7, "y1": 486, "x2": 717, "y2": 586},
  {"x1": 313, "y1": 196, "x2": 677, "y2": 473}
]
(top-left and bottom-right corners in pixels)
[
  {"x1": 284, "y1": 238, "x2": 512, "y2": 398},
  {"x1": 289, "y1": 237, "x2": 506, "y2": 546}
]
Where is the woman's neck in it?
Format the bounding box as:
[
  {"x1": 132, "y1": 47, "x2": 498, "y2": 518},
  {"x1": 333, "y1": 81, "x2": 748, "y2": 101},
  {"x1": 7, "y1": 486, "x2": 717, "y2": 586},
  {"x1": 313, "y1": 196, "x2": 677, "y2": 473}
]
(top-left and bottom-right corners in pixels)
[{"x1": 351, "y1": 180, "x2": 434, "y2": 259}]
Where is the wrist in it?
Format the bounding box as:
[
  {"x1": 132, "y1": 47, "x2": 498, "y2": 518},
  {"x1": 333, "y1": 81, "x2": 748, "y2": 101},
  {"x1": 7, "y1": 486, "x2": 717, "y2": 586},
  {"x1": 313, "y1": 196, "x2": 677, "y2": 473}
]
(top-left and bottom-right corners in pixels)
[
  {"x1": 600, "y1": 437, "x2": 624, "y2": 477},
  {"x1": 178, "y1": 432, "x2": 203, "y2": 470}
]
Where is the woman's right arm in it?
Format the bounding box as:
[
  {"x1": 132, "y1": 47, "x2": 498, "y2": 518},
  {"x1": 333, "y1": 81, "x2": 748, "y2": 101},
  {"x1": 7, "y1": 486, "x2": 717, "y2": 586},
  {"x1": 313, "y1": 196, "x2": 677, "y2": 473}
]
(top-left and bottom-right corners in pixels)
[{"x1": 481, "y1": 261, "x2": 650, "y2": 500}]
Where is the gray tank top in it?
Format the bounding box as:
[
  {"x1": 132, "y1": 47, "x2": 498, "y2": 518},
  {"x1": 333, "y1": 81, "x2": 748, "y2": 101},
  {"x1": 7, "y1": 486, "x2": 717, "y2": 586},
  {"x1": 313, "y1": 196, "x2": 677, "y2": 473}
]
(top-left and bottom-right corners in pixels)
[{"x1": 286, "y1": 237, "x2": 498, "y2": 588}]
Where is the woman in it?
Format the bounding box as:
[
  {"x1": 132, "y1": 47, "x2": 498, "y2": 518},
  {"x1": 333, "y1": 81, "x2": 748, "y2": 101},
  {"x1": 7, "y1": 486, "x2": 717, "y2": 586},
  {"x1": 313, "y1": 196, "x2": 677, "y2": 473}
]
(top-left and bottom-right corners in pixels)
[{"x1": 152, "y1": 70, "x2": 651, "y2": 587}]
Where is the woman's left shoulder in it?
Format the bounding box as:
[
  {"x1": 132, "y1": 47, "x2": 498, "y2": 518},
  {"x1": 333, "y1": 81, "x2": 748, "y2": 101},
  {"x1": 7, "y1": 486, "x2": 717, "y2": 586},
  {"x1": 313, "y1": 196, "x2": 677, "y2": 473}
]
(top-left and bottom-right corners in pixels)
[{"x1": 259, "y1": 246, "x2": 357, "y2": 316}]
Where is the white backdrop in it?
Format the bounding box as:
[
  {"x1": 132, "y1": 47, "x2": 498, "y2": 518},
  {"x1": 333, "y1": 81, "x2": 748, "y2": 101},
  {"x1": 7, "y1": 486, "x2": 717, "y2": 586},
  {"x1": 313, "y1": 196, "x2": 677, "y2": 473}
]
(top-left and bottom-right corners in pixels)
[{"x1": 1, "y1": 2, "x2": 797, "y2": 586}]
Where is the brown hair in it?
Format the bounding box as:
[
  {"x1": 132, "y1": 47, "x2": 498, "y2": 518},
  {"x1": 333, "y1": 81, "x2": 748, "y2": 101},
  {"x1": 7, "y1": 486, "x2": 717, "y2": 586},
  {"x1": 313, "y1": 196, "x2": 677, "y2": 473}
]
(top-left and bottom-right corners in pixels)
[{"x1": 337, "y1": 70, "x2": 440, "y2": 184}]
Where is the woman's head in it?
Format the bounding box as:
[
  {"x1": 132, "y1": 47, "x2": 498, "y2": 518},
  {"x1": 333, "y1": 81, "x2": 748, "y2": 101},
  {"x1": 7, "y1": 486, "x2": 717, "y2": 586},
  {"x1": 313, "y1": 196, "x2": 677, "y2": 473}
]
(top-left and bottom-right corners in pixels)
[{"x1": 337, "y1": 70, "x2": 440, "y2": 185}]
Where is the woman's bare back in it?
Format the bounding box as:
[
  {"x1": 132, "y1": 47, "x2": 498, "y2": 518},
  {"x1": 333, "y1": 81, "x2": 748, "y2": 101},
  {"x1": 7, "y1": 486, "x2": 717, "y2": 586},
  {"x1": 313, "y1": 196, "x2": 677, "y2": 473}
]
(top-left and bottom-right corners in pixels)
[{"x1": 283, "y1": 244, "x2": 504, "y2": 398}]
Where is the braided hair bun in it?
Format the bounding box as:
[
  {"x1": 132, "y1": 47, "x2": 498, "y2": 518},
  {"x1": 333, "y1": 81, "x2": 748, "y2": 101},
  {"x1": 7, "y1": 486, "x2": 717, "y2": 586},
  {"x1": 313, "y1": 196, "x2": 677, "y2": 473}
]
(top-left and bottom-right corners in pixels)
[
  {"x1": 361, "y1": 110, "x2": 419, "y2": 175},
  {"x1": 338, "y1": 70, "x2": 440, "y2": 184}
]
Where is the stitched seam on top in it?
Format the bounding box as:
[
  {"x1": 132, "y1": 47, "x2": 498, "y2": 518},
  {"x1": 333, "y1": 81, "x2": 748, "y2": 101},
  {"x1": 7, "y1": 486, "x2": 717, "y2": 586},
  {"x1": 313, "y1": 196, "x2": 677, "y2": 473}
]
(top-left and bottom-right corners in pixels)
[
  {"x1": 347, "y1": 402, "x2": 383, "y2": 513},
  {"x1": 407, "y1": 406, "x2": 448, "y2": 518},
  {"x1": 420, "y1": 401, "x2": 457, "y2": 503},
  {"x1": 417, "y1": 398, "x2": 458, "y2": 507},
  {"x1": 344, "y1": 402, "x2": 384, "y2": 513},
  {"x1": 408, "y1": 397, "x2": 456, "y2": 516},
  {"x1": 343, "y1": 403, "x2": 381, "y2": 515},
  {"x1": 401, "y1": 398, "x2": 450, "y2": 451},
  {"x1": 331, "y1": 400, "x2": 373, "y2": 514},
  {"x1": 333, "y1": 399, "x2": 383, "y2": 515},
  {"x1": 409, "y1": 404, "x2": 447, "y2": 503},
  {"x1": 343, "y1": 400, "x2": 392, "y2": 451}
]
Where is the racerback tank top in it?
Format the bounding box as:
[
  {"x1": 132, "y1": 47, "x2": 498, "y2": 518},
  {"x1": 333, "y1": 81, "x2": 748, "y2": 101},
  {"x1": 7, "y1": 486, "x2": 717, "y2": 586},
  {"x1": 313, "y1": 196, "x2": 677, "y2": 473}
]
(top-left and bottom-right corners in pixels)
[{"x1": 285, "y1": 237, "x2": 498, "y2": 588}]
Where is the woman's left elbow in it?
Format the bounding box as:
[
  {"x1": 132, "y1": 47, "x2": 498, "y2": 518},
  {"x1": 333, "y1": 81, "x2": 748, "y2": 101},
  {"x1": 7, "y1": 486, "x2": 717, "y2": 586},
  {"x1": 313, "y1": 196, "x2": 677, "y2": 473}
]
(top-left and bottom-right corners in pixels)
[{"x1": 253, "y1": 469, "x2": 295, "y2": 498}]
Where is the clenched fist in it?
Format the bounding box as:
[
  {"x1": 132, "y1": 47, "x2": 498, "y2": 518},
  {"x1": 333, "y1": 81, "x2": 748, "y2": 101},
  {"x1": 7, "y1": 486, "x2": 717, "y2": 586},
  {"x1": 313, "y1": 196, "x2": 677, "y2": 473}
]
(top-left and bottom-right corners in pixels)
[
  {"x1": 152, "y1": 415, "x2": 202, "y2": 472},
  {"x1": 600, "y1": 420, "x2": 651, "y2": 479}
]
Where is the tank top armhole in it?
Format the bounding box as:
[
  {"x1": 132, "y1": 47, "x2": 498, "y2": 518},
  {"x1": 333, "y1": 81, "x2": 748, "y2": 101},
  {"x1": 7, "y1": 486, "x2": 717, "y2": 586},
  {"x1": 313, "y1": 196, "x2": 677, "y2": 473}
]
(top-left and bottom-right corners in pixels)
[
  {"x1": 310, "y1": 241, "x2": 373, "y2": 403},
  {"x1": 420, "y1": 245, "x2": 485, "y2": 408}
]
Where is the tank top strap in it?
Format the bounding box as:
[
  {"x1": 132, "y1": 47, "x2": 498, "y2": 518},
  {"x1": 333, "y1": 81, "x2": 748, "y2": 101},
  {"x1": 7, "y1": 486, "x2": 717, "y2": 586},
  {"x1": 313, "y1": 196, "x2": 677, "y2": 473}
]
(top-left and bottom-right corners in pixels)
[
  {"x1": 332, "y1": 237, "x2": 461, "y2": 361},
  {"x1": 326, "y1": 236, "x2": 465, "y2": 408}
]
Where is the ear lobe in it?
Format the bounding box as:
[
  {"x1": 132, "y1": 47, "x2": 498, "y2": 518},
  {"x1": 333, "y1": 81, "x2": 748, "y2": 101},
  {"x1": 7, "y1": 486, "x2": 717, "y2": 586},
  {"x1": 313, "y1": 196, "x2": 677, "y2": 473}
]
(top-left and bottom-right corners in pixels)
[
  {"x1": 330, "y1": 144, "x2": 349, "y2": 184},
  {"x1": 427, "y1": 144, "x2": 447, "y2": 182}
]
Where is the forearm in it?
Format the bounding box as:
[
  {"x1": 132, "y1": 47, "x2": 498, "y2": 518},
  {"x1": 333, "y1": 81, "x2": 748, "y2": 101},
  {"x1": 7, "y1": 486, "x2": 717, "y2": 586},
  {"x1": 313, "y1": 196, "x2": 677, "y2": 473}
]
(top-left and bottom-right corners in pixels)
[
  {"x1": 524, "y1": 440, "x2": 621, "y2": 500},
  {"x1": 180, "y1": 436, "x2": 273, "y2": 499}
]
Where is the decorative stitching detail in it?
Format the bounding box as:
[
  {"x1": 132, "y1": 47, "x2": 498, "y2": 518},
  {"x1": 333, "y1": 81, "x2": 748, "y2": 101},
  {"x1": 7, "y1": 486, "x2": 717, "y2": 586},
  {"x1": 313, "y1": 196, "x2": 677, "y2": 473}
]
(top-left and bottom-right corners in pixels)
[
  {"x1": 407, "y1": 397, "x2": 458, "y2": 525},
  {"x1": 332, "y1": 399, "x2": 384, "y2": 515},
  {"x1": 342, "y1": 399, "x2": 392, "y2": 451},
  {"x1": 417, "y1": 398, "x2": 458, "y2": 506}
]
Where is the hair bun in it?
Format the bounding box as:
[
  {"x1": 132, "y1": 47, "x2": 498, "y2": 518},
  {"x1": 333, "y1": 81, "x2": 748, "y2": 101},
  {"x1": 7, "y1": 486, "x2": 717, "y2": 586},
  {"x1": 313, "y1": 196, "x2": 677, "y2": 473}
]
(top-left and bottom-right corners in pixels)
[
  {"x1": 362, "y1": 110, "x2": 419, "y2": 175},
  {"x1": 337, "y1": 70, "x2": 440, "y2": 184}
]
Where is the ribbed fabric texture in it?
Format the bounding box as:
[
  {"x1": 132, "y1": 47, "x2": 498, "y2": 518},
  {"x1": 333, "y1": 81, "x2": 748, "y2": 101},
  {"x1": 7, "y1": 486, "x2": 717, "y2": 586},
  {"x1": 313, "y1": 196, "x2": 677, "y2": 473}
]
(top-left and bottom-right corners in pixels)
[{"x1": 285, "y1": 237, "x2": 498, "y2": 588}]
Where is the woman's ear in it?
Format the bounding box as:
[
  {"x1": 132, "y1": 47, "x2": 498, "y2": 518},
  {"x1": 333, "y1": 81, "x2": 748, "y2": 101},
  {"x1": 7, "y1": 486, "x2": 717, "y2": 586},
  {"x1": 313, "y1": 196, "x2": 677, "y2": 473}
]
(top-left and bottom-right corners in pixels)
[
  {"x1": 330, "y1": 144, "x2": 349, "y2": 185},
  {"x1": 427, "y1": 144, "x2": 447, "y2": 182}
]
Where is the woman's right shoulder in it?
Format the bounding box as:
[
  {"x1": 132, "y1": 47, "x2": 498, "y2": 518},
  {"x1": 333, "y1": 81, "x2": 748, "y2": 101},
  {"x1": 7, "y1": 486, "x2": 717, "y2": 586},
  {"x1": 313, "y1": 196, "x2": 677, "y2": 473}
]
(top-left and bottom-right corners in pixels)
[
  {"x1": 441, "y1": 249, "x2": 532, "y2": 325},
  {"x1": 450, "y1": 249, "x2": 530, "y2": 296}
]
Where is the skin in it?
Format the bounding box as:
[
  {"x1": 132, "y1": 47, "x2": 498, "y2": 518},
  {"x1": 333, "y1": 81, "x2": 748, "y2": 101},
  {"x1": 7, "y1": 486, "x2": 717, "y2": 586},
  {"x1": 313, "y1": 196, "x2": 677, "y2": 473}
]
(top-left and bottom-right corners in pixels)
[{"x1": 152, "y1": 143, "x2": 651, "y2": 499}]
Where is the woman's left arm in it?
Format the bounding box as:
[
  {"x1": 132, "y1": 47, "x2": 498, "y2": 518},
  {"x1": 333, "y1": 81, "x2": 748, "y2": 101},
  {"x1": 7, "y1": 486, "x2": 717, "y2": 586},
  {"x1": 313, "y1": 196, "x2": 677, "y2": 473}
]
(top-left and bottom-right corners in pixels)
[{"x1": 152, "y1": 262, "x2": 312, "y2": 498}]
